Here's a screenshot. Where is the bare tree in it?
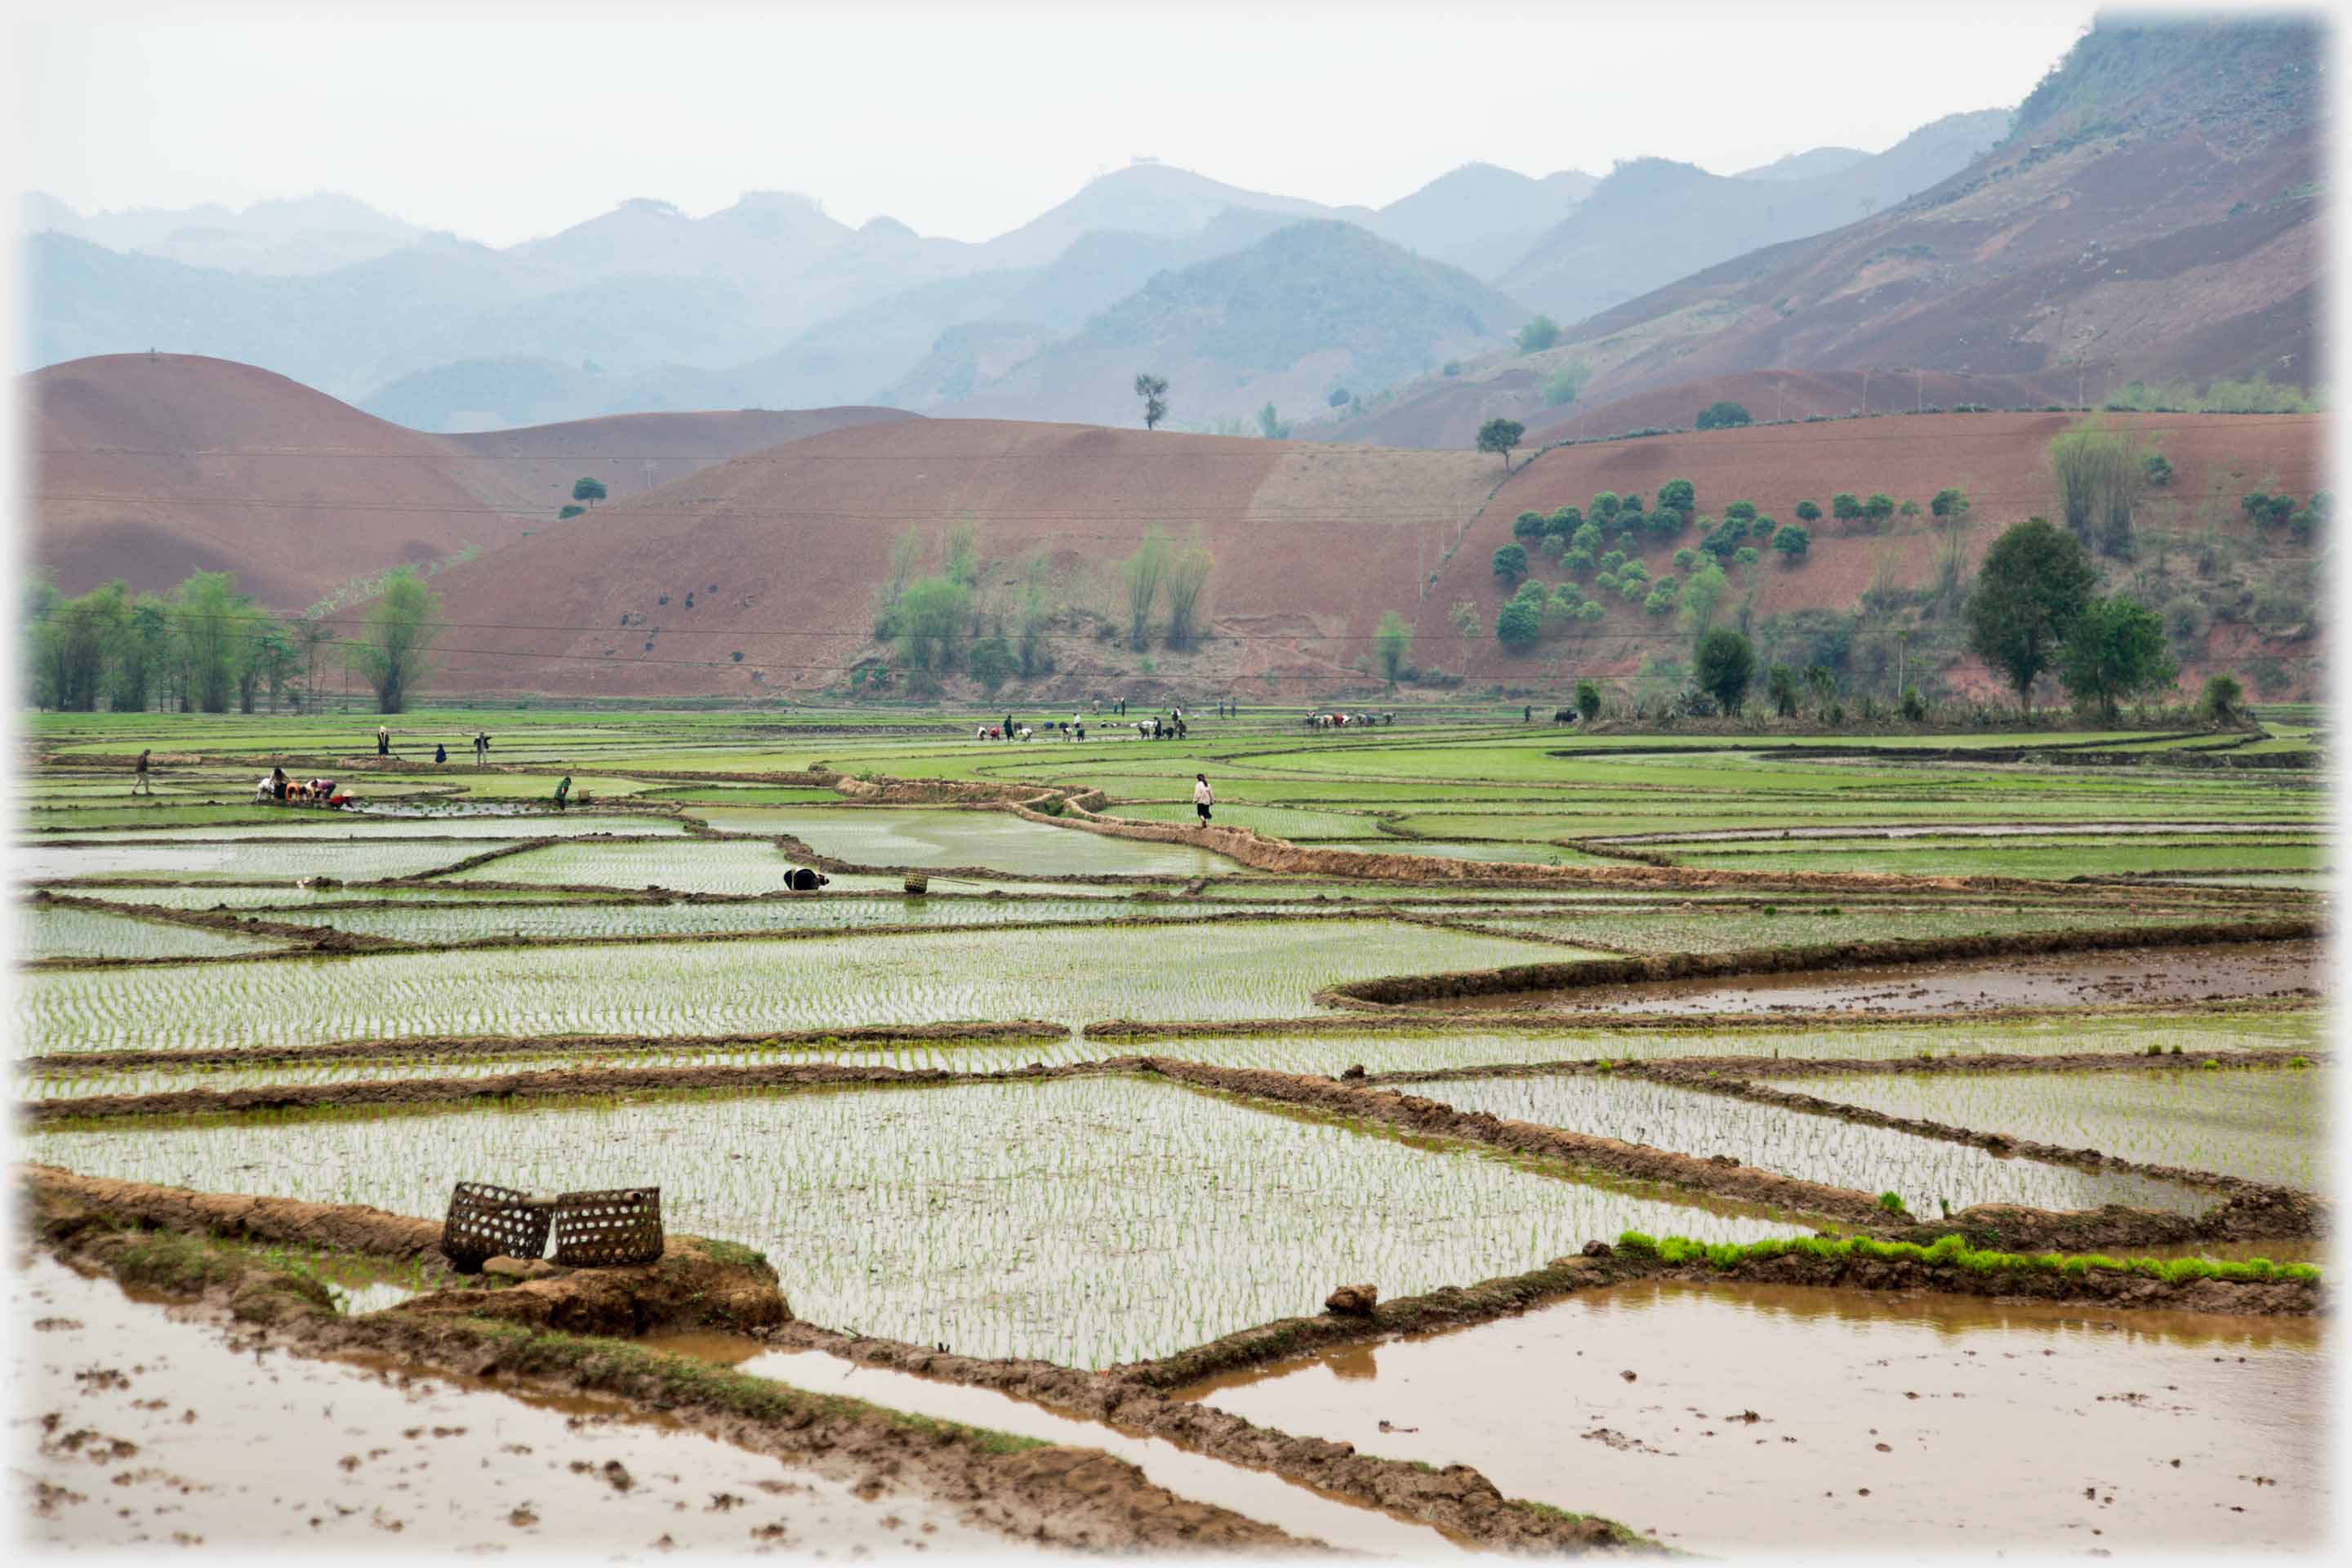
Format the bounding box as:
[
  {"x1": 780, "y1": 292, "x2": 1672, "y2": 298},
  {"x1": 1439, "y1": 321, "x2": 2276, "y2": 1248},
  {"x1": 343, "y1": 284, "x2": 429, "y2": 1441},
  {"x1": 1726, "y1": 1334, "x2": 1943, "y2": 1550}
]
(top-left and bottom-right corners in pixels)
[{"x1": 1134, "y1": 372, "x2": 1169, "y2": 431}]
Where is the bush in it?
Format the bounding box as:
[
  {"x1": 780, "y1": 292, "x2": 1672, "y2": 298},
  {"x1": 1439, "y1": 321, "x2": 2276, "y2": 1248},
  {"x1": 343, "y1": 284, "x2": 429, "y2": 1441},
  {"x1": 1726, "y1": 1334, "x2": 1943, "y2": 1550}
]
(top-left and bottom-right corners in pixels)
[
  {"x1": 1544, "y1": 360, "x2": 1592, "y2": 407},
  {"x1": 2201, "y1": 672, "x2": 2243, "y2": 722},
  {"x1": 1492, "y1": 544, "x2": 1528, "y2": 585},
  {"x1": 1831, "y1": 492, "x2": 1862, "y2": 525},
  {"x1": 1695, "y1": 628, "x2": 1755, "y2": 712},
  {"x1": 1328, "y1": 386, "x2": 1352, "y2": 408},
  {"x1": 559, "y1": 504, "x2": 586, "y2": 520},
  {"x1": 1575, "y1": 679, "x2": 1603, "y2": 721},
  {"x1": 1495, "y1": 598, "x2": 1543, "y2": 651},
  {"x1": 1517, "y1": 316, "x2": 1561, "y2": 353},
  {"x1": 1901, "y1": 685, "x2": 1926, "y2": 720},
  {"x1": 1696, "y1": 400, "x2": 1753, "y2": 430},
  {"x1": 2141, "y1": 452, "x2": 2174, "y2": 488},
  {"x1": 1794, "y1": 499, "x2": 1822, "y2": 523},
  {"x1": 1513, "y1": 511, "x2": 1548, "y2": 541},
  {"x1": 1673, "y1": 548, "x2": 1698, "y2": 572}
]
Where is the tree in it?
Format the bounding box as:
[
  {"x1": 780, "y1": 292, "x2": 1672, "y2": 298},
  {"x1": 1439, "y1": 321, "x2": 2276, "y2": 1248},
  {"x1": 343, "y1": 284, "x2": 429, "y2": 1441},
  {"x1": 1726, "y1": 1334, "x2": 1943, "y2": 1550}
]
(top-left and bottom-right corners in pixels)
[
  {"x1": 1766, "y1": 662, "x2": 1799, "y2": 717},
  {"x1": 352, "y1": 567, "x2": 439, "y2": 714},
  {"x1": 1575, "y1": 679, "x2": 1602, "y2": 723},
  {"x1": 2141, "y1": 452, "x2": 2175, "y2": 488},
  {"x1": 572, "y1": 476, "x2": 607, "y2": 506},
  {"x1": 172, "y1": 571, "x2": 250, "y2": 714},
  {"x1": 1476, "y1": 418, "x2": 1524, "y2": 470},
  {"x1": 1544, "y1": 359, "x2": 1591, "y2": 407},
  {"x1": 1517, "y1": 316, "x2": 1561, "y2": 353},
  {"x1": 1374, "y1": 611, "x2": 1413, "y2": 688},
  {"x1": 1863, "y1": 492, "x2": 1896, "y2": 529},
  {"x1": 1491, "y1": 544, "x2": 1528, "y2": 586},
  {"x1": 2050, "y1": 426, "x2": 2140, "y2": 557},
  {"x1": 894, "y1": 576, "x2": 970, "y2": 670},
  {"x1": 1830, "y1": 492, "x2": 1862, "y2": 527},
  {"x1": 1163, "y1": 537, "x2": 1214, "y2": 649},
  {"x1": 2201, "y1": 672, "x2": 2243, "y2": 724},
  {"x1": 1328, "y1": 386, "x2": 1352, "y2": 408},
  {"x1": 559, "y1": 504, "x2": 586, "y2": 519},
  {"x1": 1256, "y1": 402, "x2": 1290, "y2": 439},
  {"x1": 1656, "y1": 479, "x2": 1696, "y2": 519},
  {"x1": 109, "y1": 593, "x2": 169, "y2": 712},
  {"x1": 1678, "y1": 560, "x2": 1731, "y2": 640},
  {"x1": 251, "y1": 619, "x2": 299, "y2": 712},
  {"x1": 968, "y1": 635, "x2": 1016, "y2": 694},
  {"x1": 1512, "y1": 511, "x2": 1548, "y2": 541},
  {"x1": 1695, "y1": 629, "x2": 1755, "y2": 712},
  {"x1": 1495, "y1": 598, "x2": 1542, "y2": 652},
  {"x1": 1794, "y1": 499, "x2": 1822, "y2": 523},
  {"x1": 1930, "y1": 488, "x2": 1971, "y2": 519},
  {"x1": 1134, "y1": 372, "x2": 1169, "y2": 430},
  {"x1": 2059, "y1": 595, "x2": 2178, "y2": 721},
  {"x1": 1695, "y1": 400, "x2": 1753, "y2": 430},
  {"x1": 1967, "y1": 517, "x2": 2096, "y2": 713},
  {"x1": 1120, "y1": 531, "x2": 1170, "y2": 648}
]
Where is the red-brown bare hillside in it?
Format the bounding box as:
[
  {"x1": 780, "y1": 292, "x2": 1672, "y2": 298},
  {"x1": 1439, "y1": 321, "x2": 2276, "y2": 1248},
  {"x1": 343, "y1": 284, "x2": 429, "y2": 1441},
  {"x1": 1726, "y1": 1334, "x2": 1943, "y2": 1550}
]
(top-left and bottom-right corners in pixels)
[
  {"x1": 418, "y1": 419, "x2": 1502, "y2": 698},
  {"x1": 27, "y1": 354, "x2": 915, "y2": 609}
]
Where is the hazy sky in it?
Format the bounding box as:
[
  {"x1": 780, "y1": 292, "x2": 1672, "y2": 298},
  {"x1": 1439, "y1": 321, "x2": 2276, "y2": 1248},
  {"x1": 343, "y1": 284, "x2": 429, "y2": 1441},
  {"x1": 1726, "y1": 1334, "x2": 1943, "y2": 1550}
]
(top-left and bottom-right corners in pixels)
[{"x1": 19, "y1": 0, "x2": 2111, "y2": 248}]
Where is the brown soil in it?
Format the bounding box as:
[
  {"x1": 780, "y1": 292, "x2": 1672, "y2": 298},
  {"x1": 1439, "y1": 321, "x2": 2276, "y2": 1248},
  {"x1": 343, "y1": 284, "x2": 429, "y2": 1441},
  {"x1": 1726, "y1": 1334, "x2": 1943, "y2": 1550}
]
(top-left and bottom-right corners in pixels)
[
  {"x1": 24, "y1": 1199, "x2": 1310, "y2": 1555},
  {"x1": 29, "y1": 353, "x2": 911, "y2": 608},
  {"x1": 1314, "y1": 919, "x2": 2323, "y2": 1010},
  {"x1": 1445, "y1": 938, "x2": 2325, "y2": 1018}
]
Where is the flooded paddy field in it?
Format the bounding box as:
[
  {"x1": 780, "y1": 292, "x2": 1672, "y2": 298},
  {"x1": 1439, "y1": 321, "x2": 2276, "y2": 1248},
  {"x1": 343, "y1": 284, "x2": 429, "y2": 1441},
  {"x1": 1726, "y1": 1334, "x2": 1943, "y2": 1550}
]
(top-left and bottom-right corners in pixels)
[
  {"x1": 1179, "y1": 1277, "x2": 2326, "y2": 1555},
  {"x1": 14, "y1": 704, "x2": 2329, "y2": 1554}
]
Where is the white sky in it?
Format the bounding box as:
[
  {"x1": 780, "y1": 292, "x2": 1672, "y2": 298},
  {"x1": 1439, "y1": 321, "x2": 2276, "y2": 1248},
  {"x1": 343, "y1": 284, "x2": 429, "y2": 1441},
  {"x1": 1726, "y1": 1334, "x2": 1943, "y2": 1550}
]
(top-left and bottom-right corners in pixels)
[{"x1": 17, "y1": 0, "x2": 2109, "y2": 248}]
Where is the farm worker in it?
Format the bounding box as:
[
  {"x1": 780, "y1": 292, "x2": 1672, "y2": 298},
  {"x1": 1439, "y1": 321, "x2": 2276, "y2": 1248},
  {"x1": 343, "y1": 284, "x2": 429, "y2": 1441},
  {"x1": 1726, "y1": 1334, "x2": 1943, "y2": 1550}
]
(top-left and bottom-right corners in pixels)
[
  {"x1": 271, "y1": 765, "x2": 289, "y2": 802},
  {"x1": 1075, "y1": 721, "x2": 1085, "y2": 740},
  {"x1": 473, "y1": 731, "x2": 490, "y2": 767},
  {"x1": 434, "y1": 742, "x2": 448, "y2": 764},
  {"x1": 786, "y1": 867, "x2": 830, "y2": 892},
  {"x1": 1525, "y1": 705, "x2": 1532, "y2": 724},
  {"x1": 1194, "y1": 773, "x2": 1214, "y2": 826},
  {"x1": 1004, "y1": 712, "x2": 1014, "y2": 738},
  {"x1": 554, "y1": 776, "x2": 572, "y2": 811},
  {"x1": 253, "y1": 773, "x2": 274, "y2": 804},
  {"x1": 132, "y1": 749, "x2": 152, "y2": 795},
  {"x1": 377, "y1": 724, "x2": 390, "y2": 756}
]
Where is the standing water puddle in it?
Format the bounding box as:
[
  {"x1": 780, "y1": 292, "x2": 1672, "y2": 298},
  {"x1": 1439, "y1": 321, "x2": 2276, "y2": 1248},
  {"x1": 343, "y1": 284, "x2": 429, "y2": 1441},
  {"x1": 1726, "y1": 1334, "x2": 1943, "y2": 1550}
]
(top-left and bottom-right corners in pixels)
[
  {"x1": 1178, "y1": 1278, "x2": 2324, "y2": 1554},
  {"x1": 644, "y1": 1333, "x2": 1471, "y2": 1557},
  {"x1": 1459, "y1": 940, "x2": 2325, "y2": 1016},
  {"x1": 11, "y1": 1254, "x2": 997, "y2": 1553}
]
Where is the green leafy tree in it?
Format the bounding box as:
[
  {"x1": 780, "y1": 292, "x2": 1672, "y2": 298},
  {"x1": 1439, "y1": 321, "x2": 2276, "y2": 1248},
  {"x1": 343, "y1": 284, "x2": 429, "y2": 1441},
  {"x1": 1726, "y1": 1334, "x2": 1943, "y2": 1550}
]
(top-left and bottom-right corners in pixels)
[
  {"x1": 572, "y1": 476, "x2": 607, "y2": 506},
  {"x1": 2059, "y1": 595, "x2": 2178, "y2": 721},
  {"x1": 1863, "y1": 492, "x2": 1897, "y2": 528},
  {"x1": 1794, "y1": 499, "x2": 1822, "y2": 523},
  {"x1": 1448, "y1": 599, "x2": 1481, "y2": 674},
  {"x1": 1575, "y1": 679, "x2": 1602, "y2": 723},
  {"x1": 351, "y1": 567, "x2": 438, "y2": 714},
  {"x1": 2200, "y1": 672, "x2": 2243, "y2": 723},
  {"x1": 1163, "y1": 536, "x2": 1214, "y2": 649},
  {"x1": 1256, "y1": 402, "x2": 1290, "y2": 439},
  {"x1": 172, "y1": 571, "x2": 250, "y2": 714},
  {"x1": 1544, "y1": 359, "x2": 1591, "y2": 407},
  {"x1": 2051, "y1": 426, "x2": 2141, "y2": 556},
  {"x1": 109, "y1": 593, "x2": 170, "y2": 712},
  {"x1": 1512, "y1": 510, "x2": 1548, "y2": 541},
  {"x1": 1491, "y1": 543, "x2": 1528, "y2": 586},
  {"x1": 1517, "y1": 316, "x2": 1561, "y2": 353},
  {"x1": 1134, "y1": 372, "x2": 1169, "y2": 430},
  {"x1": 1967, "y1": 517, "x2": 2096, "y2": 713},
  {"x1": 1656, "y1": 479, "x2": 1696, "y2": 518},
  {"x1": 1930, "y1": 488, "x2": 1971, "y2": 519},
  {"x1": 1831, "y1": 492, "x2": 1862, "y2": 526},
  {"x1": 1477, "y1": 417, "x2": 1525, "y2": 470},
  {"x1": 250, "y1": 619, "x2": 300, "y2": 712},
  {"x1": 1766, "y1": 662, "x2": 1799, "y2": 717},
  {"x1": 1695, "y1": 400, "x2": 1753, "y2": 430},
  {"x1": 1695, "y1": 629, "x2": 1755, "y2": 711},
  {"x1": 895, "y1": 576, "x2": 971, "y2": 670},
  {"x1": 559, "y1": 504, "x2": 586, "y2": 519},
  {"x1": 968, "y1": 635, "x2": 1016, "y2": 693},
  {"x1": 2141, "y1": 452, "x2": 2174, "y2": 488},
  {"x1": 1678, "y1": 560, "x2": 1731, "y2": 640},
  {"x1": 1374, "y1": 611, "x2": 1413, "y2": 688},
  {"x1": 1771, "y1": 524, "x2": 1811, "y2": 561},
  {"x1": 1495, "y1": 598, "x2": 1542, "y2": 652}
]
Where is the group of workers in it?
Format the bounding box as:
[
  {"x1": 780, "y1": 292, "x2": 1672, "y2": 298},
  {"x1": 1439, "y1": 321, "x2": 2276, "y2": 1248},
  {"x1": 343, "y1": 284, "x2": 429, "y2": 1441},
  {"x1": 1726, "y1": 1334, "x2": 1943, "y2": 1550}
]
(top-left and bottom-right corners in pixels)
[
  {"x1": 376, "y1": 725, "x2": 493, "y2": 766},
  {"x1": 1307, "y1": 710, "x2": 1394, "y2": 728}
]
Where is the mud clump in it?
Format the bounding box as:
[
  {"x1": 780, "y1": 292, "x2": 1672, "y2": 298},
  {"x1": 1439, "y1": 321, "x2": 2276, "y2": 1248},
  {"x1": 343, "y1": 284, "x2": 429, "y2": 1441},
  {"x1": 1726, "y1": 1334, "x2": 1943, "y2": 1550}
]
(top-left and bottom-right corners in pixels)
[
  {"x1": 402, "y1": 1238, "x2": 791, "y2": 1338},
  {"x1": 1325, "y1": 1284, "x2": 1379, "y2": 1316}
]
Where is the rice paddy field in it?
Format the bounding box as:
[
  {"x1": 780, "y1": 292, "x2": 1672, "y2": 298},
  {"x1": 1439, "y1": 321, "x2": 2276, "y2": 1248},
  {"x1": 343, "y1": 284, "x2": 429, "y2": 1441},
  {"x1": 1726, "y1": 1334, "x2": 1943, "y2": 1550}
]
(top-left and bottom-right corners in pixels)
[{"x1": 11, "y1": 702, "x2": 2332, "y2": 1554}]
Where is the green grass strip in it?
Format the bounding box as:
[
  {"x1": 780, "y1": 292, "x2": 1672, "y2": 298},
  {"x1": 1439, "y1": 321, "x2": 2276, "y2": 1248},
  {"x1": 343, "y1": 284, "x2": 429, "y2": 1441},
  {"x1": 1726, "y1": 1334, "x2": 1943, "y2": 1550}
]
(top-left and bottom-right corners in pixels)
[{"x1": 1615, "y1": 1229, "x2": 2320, "y2": 1285}]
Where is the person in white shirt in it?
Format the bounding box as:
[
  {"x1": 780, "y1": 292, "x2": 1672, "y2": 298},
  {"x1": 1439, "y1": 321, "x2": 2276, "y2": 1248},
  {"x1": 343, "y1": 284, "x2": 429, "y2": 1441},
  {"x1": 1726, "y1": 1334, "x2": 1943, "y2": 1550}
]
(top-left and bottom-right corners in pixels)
[{"x1": 1193, "y1": 773, "x2": 1214, "y2": 826}]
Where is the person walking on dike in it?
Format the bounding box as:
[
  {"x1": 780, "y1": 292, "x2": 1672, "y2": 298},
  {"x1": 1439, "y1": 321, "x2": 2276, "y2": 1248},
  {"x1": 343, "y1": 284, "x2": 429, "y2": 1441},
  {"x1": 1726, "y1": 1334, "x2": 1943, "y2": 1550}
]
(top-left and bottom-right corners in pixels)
[
  {"x1": 1194, "y1": 773, "x2": 1214, "y2": 826},
  {"x1": 131, "y1": 748, "x2": 152, "y2": 796},
  {"x1": 377, "y1": 724, "x2": 390, "y2": 756},
  {"x1": 473, "y1": 730, "x2": 490, "y2": 767}
]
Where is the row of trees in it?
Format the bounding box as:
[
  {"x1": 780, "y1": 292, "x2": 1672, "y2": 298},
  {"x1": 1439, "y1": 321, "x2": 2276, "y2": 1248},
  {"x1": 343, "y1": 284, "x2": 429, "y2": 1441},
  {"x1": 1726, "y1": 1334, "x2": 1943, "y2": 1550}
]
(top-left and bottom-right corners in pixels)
[{"x1": 24, "y1": 568, "x2": 439, "y2": 714}]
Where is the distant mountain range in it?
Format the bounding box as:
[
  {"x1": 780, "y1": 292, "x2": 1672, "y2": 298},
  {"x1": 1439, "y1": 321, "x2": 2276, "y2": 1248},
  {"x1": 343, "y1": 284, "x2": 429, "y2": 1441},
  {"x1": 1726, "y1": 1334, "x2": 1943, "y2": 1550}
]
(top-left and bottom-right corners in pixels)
[{"x1": 29, "y1": 18, "x2": 2307, "y2": 446}]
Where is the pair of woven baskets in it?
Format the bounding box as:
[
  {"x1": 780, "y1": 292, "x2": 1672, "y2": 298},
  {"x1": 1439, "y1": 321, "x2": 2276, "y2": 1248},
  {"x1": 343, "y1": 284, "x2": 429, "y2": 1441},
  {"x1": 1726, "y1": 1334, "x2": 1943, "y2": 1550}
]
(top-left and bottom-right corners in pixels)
[{"x1": 441, "y1": 1181, "x2": 664, "y2": 1272}]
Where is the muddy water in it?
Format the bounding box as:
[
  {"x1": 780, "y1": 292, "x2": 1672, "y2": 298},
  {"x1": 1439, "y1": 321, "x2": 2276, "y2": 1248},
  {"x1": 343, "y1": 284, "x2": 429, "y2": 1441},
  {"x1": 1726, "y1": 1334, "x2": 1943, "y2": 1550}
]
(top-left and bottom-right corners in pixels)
[
  {"x1": 1178, "y1": 1278, "x2": 2325, "y2": 1554},
  {"x1": 12, "y1": 1254, "x2": 999, "y2": 1554},
  {"x1": 1461, "y1": 940, "x2": 2326, "y2": 1017},
  {"x1": 646, "y1": 1333, "x2": 1468, "y2": 1557}
]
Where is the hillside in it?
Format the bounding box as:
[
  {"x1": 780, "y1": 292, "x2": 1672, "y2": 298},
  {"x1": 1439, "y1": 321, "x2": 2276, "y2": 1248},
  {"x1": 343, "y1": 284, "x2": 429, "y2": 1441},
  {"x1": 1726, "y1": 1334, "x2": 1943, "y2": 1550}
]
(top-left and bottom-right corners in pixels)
[
  {"x1": 405, "y1": 408, "x2": 2322, "y2": 704},
  {"x1": 25, "y1": 190, "x2": 423, "y2": 275},
  {"x1": 1535, "y1": 14, "x2": 2323, "y2": 414},
  {"x1": 1496, "y1": 110, "x2": 2010, "y2": 323},
  {"x1": 26, "y1": 354, "x2": 913, "y2": 608},
  {"x1": 944, "y1": 221, "x2": 1524, "y2": 429},
  {"x1": 411, "y1": 418, "x2": 1502, "y2": 699}
]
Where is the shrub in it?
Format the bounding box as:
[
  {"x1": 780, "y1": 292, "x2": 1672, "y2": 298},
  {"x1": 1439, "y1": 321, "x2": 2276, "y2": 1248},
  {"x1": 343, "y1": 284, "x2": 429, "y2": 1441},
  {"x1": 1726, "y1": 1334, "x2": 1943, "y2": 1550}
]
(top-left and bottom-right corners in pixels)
[
  {"x1": 559, "y1": 504, "x2": 586, "y2": 519},
  {"x1": 1696, "y1": 400, "x2": 1753, "y2": 430},
  {"x1": 1492, "y1": 544, "x2": 1528, "y2": 585},
  {"x1": 2200, "y1": 671, "x2": 2243, "y2": 721},
  {"x1": 2141, "y1": 452, "x2": 2173, "y2": 488},
  {"x1": 1514, "y1": 510, "x2": 1548, "y2": 541},
  {"x1": 1831, "y1": 492, "x2": 1863, "y2": 526},
  {"x1": 1495, "y1": 598, "x2": 1543, "y2": 651},
  {"x1": 1794, "y1": 499, "x2": 1822, "y2": 523},
  {"x1": 1544, "y1": 359, "x2": 1592, "y2": 407},
  {"x1": 1517, "y1": 316, "x2": 1561, "y2": 353},
  {"x1": 1901, "y1": 685, "x2": 1926, "y2": 720},
  {"x1": 1863, "y1": 492, "x2": 1897, "y2": 529},
  {"x1": 1695, "y1": 628, "x2": 1755, "y2": 712},
  {"x1": 1673, "y1": 548, "x2": 1698, "y2": 572}
]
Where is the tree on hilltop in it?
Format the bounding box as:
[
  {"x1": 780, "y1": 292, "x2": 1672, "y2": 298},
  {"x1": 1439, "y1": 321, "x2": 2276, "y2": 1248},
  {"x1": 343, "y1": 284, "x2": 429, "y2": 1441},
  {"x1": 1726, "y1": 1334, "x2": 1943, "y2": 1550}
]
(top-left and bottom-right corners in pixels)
[
  {"x1": 1134, "y1": 372, "x2": 1169, "y2": 431},
  {"x1": 1477, "y1": 417, "x2": 1525, "y2": 471}
]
